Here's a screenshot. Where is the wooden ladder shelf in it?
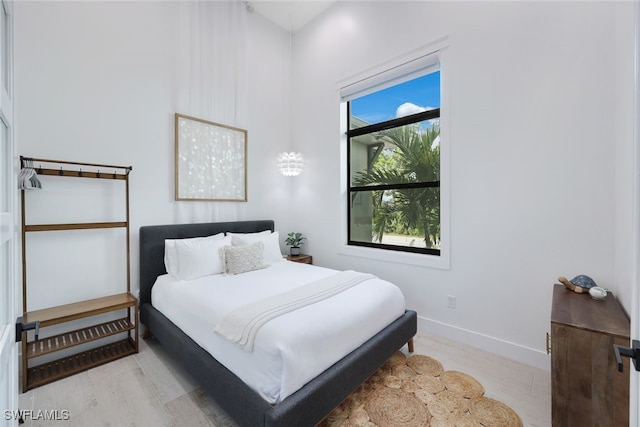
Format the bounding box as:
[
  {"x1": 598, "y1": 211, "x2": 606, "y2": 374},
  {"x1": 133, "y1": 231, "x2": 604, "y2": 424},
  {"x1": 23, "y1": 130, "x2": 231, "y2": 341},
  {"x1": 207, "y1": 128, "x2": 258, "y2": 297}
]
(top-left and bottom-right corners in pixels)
[{"x1": 19, "y1": 157, "x2": 138, "y2": 392}]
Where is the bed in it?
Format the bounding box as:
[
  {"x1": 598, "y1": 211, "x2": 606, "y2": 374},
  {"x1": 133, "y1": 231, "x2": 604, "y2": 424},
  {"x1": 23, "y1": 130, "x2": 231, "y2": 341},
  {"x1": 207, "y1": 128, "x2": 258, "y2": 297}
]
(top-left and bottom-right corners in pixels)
[{"x1": 139, "y1": 220, "x2": 417, "y2": 427}]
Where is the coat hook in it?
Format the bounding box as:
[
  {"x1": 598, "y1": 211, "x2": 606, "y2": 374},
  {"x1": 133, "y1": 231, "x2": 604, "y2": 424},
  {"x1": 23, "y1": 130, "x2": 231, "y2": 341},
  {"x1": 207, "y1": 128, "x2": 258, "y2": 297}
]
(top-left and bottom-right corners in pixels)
[
  {"x1": 59, "y1": 167, "x2": 63, "y2": 176},
  {"x1": 97, "y1": 170, "x2": 100, "y2": 178},
  {"x1": 79, "y1": 168, "x2": 83, "y2": 177},
  {"x1": 38, "y1": 165, "x2": 42, "y2": 174},
  {"x1": 113, "y1": 170, "x2": 117, "y2": 179}
]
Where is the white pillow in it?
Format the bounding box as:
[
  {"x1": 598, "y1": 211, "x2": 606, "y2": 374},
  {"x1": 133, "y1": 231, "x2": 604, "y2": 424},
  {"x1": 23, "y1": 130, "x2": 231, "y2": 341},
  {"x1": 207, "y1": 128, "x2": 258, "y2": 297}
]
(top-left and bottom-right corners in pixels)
[
  {"x1": 164, "y1": 233, "x2": 229, "y2": 280},
  {"x1": 229, "y1": 231, "x2": 283, "y2": 264},
  {"x1": 165, "y1": 233, "x2": 225, "y2": 274},
  {"x1": 222, "y1": 242, "x2": 267, "y2": 275},
  {"x1": 226, "y1": 230, "x2": 271, "y2": 239}
]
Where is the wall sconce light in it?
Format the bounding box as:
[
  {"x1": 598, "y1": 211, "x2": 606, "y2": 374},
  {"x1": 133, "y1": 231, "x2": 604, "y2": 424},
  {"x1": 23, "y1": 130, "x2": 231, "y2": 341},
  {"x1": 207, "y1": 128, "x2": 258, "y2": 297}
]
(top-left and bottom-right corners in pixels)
[{"x1": 277, "y1": 152, "x2": 304, "y2": 176}]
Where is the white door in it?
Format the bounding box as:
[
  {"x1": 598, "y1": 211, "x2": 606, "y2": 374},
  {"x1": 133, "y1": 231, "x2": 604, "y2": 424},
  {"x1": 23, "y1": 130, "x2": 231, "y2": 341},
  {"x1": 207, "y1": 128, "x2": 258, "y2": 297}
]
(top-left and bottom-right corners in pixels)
[
  {"x1": 0, "y1": 1, "x2": 15, "y2": 425},
  {"x1": 633, "y1": 3, "x2": 640, "y2": 425}
]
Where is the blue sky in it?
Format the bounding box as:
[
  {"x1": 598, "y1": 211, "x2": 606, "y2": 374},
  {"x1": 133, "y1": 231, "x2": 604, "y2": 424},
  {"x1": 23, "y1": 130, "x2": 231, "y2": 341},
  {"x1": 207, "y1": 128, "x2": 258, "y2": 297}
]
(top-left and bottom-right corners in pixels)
[{"x1": 351, "y1": 71, "x2": 440, "y2": 125}]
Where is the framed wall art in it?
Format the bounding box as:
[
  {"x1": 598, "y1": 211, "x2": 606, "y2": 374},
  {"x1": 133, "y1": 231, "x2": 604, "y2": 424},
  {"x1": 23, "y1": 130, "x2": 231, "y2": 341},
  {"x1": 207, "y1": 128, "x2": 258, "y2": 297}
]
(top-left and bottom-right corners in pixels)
[{"x1": 175, "y1": 113, "x2": 247, "y2": 201}]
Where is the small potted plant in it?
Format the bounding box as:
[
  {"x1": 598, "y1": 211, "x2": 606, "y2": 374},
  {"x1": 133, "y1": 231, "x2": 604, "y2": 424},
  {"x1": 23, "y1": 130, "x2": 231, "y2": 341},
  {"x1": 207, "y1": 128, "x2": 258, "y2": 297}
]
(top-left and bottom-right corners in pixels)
[{"x1": 285, "y1": 232, "x2": 306, "y2": 256}]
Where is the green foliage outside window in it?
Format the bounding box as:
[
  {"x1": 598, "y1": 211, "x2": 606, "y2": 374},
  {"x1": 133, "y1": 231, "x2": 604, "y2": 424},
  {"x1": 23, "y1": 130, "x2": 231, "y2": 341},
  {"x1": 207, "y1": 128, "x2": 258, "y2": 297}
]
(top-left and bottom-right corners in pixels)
[{"x1": 352, "y1": 123, "x2": 440, "y2": 249}]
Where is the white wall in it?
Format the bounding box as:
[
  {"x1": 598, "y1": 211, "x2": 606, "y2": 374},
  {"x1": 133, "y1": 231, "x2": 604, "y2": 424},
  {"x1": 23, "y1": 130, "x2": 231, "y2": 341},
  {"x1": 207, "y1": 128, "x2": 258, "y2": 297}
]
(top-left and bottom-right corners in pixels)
[
  {"x1": 291, "y1": 1, "x2": 635, "y2": 369},
  {"x1": 613, "y1": 1, "x2": 636, "y2": 317},
  {"x1": 14, "y1": 1, "x2": 293, "y2": 310}
]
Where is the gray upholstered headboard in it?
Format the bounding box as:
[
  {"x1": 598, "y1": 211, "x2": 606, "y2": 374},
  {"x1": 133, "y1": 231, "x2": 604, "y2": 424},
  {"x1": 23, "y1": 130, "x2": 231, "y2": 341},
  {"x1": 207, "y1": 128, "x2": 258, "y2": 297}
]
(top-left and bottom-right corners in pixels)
[{"x1": 138, "y1": 220, "x2": 275, "y2": 308}]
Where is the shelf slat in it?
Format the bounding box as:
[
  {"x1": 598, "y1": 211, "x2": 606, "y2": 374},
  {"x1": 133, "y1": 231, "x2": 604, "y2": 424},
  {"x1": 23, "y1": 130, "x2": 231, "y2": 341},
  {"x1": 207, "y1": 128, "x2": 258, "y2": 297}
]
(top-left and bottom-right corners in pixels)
[
  {"x1": 35, "y1": 168, "x2": 128, "y2": 180},
  {"x1": 25, "y1": 339, "x2": 136, "y2": 390},
  {"x1": 24, "y1": 293, "x2": 137, "y2": 327},
  {"x1": 20, "y1": 156, "x2": 132, "y2": 172},
  {"x1": 24, "y1": 222, "x2": 127, "y2": 232},
  {"x1": 26, "y1": 318, "x2": 134, "y2": 359}
]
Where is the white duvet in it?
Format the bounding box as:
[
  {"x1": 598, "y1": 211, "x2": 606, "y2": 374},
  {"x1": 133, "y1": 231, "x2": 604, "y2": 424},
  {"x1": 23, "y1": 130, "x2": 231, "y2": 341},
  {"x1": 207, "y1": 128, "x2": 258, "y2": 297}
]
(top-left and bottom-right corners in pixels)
[{"x1": 151, "y1": 260, "x2": 406, "y2": 403}]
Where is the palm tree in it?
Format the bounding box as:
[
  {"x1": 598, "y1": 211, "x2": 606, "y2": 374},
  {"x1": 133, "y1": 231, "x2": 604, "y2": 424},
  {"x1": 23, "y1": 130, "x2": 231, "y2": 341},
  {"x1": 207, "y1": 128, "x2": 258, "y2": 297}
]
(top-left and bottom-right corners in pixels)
[{"x1": 353, "y1": 122, "x2": 440, "y2": 248}]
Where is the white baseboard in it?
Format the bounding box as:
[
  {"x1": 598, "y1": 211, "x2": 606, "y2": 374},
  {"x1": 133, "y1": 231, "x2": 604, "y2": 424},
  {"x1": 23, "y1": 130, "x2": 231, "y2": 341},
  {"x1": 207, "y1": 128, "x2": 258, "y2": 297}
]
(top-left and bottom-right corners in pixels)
[{"x1": 417, "y1": 315, "x2": 551, "y2": 372}]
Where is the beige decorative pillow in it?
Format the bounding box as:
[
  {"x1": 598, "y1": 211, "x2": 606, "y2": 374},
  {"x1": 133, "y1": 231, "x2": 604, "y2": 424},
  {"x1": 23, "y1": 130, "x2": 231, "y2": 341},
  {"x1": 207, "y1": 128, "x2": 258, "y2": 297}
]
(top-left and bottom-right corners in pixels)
[{"x1": 222, "y1": 241, "x2": 267, "y2": 275}]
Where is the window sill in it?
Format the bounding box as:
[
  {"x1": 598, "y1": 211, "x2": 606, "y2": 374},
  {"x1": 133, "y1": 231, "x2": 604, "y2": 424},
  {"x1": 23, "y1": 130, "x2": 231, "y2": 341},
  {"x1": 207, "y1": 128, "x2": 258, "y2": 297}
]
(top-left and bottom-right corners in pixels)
[{"x1": 338, "y1": 244, "x2": 450, "y2": 270}]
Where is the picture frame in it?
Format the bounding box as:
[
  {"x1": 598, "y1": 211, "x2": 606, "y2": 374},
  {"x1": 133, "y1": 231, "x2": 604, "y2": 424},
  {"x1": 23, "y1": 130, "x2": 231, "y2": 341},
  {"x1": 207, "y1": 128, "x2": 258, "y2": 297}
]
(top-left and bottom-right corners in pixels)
[{"x1": 175, "y1": 113, "x2": 247, "y2": 202}]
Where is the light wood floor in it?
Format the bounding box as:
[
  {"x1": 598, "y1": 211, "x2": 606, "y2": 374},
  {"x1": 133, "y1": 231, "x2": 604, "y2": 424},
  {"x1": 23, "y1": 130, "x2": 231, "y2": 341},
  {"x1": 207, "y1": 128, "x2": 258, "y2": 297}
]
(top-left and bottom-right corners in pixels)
[{"x1": 18, "y1": 332, "x2": 551, "y2": 426}]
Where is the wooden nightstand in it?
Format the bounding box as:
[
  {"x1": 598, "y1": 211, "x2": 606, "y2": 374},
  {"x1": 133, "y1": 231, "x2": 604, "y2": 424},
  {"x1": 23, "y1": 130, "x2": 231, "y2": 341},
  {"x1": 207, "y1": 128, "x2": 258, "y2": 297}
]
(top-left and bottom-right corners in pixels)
[{"x1": 286, "y1": 254, "x2": 312, "y2": 265}]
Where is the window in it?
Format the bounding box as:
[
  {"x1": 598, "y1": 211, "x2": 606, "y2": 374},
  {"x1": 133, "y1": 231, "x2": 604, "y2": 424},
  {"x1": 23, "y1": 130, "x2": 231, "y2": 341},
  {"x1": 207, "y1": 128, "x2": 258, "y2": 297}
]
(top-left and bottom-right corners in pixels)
[{"x1": 343, "y1": 53, "x2": 442, "y2": 256}]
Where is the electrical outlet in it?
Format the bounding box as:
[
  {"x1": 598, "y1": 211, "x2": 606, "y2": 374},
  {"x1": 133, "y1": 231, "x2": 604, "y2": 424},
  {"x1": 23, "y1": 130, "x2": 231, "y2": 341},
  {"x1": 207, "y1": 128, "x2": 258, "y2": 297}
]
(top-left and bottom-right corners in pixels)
[{"x1": 447, "y1": 295, "x2": 456, "y2": 309}]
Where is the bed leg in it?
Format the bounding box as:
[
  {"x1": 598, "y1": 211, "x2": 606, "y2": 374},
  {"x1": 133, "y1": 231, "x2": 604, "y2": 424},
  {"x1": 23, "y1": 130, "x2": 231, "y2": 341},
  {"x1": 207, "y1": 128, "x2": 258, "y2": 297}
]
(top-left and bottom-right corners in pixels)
[
  {"x1": 142, "y1": 325, "x2": 151, "y2": 339},
  {"x1": 407, "y1": 337, "x2": 414, "y2": 353}
]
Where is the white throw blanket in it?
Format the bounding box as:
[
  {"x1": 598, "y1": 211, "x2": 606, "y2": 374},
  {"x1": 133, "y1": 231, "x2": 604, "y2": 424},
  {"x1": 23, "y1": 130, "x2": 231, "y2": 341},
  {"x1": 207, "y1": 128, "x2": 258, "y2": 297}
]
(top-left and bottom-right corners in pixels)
[{"x1": 215, "y1": 270, "x2": 374, "y2": 351}]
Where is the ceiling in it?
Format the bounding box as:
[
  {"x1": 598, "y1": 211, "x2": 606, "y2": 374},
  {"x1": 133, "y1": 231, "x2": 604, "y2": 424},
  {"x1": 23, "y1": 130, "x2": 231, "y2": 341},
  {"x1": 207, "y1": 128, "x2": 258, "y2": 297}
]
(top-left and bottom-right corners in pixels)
[{"x1": 248, "y1": 1, "x2": 336, "y2": 32}]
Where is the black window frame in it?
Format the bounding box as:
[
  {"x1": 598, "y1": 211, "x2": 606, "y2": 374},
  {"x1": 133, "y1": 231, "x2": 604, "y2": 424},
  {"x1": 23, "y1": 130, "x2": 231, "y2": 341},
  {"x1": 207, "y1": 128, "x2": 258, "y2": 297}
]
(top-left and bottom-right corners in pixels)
[{"x1": 346, "y1": 102, "x2": 441, "y2": 256}]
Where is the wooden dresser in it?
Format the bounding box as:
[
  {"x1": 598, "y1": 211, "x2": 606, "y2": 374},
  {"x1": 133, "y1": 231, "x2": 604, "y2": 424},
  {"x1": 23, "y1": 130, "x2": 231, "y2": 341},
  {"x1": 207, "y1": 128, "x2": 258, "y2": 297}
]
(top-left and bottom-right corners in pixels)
[{"x1": 550, "y1": 284, "x2": 630, "y2": 426}]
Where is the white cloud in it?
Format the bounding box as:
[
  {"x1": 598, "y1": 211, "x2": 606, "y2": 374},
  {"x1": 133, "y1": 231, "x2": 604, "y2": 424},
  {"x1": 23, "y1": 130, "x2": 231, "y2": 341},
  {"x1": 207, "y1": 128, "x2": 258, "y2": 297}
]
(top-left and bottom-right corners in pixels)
[{"x1": 395, "y1": 102, "x2": 433, "y2": 118}]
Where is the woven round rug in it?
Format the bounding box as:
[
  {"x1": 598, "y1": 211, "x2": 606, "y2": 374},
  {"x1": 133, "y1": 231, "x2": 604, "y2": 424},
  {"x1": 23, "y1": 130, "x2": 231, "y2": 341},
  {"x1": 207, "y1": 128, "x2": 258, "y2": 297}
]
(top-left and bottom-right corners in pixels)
[
  {"x1": 365, "y1": 387, "x2": 431, "y2": 427},
  {"x1": 384, "y1": 351, "x2": 408, "y2": 369},
  {"x1": 469, "y1": 396, "x2": 523, "y2": 427},
  {"x1": 448, "y1": 411, "x2": 484, "y2": 427},
  {"x1": 440, "y1": 370, "x2": 485, "y2": 398},
  {"x1": 406, "y1": 354, "x2": 443, "y2": 376},
  {"x1": 413, "y1": 387, "x2": 438, "y2": 406},
  {"x1": 392, "y1": 364, "x2": 418, "y2": 380},
  {"x1": 436, "y1": 389, "x2": 470, "y2": 413},
  {"x1": 413, "y1": 374, "x2": 445, "y2": 394},
  {"x1": 383, "y1": 375, "x2": 402, "y2": 389},
  {"x1": 425, "y1": 400, "x2": 451, "y2": 419},
  {"x1": 317, "y1": 352, "x2": 522, "y2": 427}
]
